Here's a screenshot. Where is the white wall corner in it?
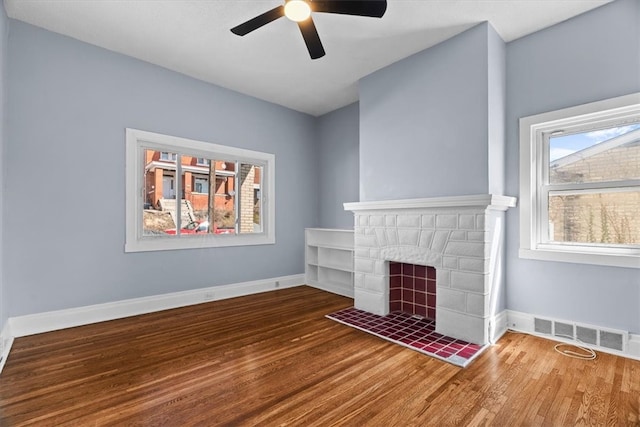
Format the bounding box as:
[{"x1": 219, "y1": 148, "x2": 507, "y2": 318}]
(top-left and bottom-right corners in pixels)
[
  {"x1": 505, "y1": 309, "x2": 535, "y2": 333},
  {"x1": 0, "y1": 321, "x2": 14, "y2": 375},
  {"x1": 308, "y1": 281, "x2": 354, "y2": 298},
  {"x1": 490, "y1": 310, "x2": 508, "y2": 343}
]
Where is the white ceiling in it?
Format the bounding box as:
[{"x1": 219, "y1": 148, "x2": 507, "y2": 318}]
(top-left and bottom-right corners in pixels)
[{"x1": 4, "y1": 0, "x2": 612, "y2": 116}]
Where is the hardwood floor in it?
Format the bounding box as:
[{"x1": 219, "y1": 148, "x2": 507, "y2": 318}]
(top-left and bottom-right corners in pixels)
[{"x1": 0, "y1": 286, "x2": 638, "y2": 426}]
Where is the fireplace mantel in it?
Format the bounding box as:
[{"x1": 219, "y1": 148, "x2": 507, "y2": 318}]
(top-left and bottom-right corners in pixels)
[
  {"x1": 344, "y1": 193, "x2": 517, "y2": 345},
  {"x1": 344, "y1": 194, "x2": 517, "y2": 212}
]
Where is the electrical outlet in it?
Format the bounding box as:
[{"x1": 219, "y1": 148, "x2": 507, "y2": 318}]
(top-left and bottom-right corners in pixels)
[
  {"x1": 275, "y1": 281, "x2": 280, "y2": 288},
  {"x1": 203, "y1": 292, "x2": 215, "y2": 301}
]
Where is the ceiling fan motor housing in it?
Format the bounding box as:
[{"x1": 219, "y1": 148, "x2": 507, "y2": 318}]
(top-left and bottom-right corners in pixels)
[{"x1": 231, "y1": 0, "x2": 388, "y2": 59}]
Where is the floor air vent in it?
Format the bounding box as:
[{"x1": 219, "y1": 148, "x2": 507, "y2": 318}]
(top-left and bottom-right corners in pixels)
[{"x1": 533, "y1": 317, "x2": 627, "y2": 352}]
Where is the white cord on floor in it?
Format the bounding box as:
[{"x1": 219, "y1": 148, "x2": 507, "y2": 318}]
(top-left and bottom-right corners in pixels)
[
  {"x1": 553, "y1": 334, "x2": 597, "y2": 360},
  {"x1": 507, "y1": 330, "x2": 597, "y2": 360}
]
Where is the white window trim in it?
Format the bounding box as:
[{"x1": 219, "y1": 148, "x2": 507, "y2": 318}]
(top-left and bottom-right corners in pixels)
[
  {"x1": 125, "y1": 128, "x2": 275, "y2": 252},
  {"x1": 519, "y1": 92, "x2": 640, "y2": 269}
]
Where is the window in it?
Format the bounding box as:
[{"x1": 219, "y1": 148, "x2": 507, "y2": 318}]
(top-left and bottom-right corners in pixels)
[
  {"x1": 160, "y1": 152, "x2": 177, "y2": 162},
  {"x1": 193, "y1": 176, "x2": 208, "y2": 194},
  {"x1": 519, "y1": 92, "x2": 640, "y2": 268},
  {"x1": 126, "y1": 129, "x2": 275, "y2": 252}
]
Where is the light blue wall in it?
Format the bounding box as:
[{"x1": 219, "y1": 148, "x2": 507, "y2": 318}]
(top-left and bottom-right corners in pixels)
[
  {"x1": 0, "y1": 3, "x2": 7, "y2": 331},
  {"x1": 357, "y1": 23, "x2": 508, "y2": 311},
  {"x1": 2, "y1": 0, "x2": 639, "y2": 338},
  {"x1": 5, "y1": 21, "x2": 319, "y2": 317},
  {"x1": 359, "y1": 23, "x2": 501, "y2": 201},
  {"x1": 317, "y1": 102, "x2": 359, "y2": 229},
  {"x1": 357, "y1": 1, "x2": 639, "y2": 334},
  {"x1": 487, "y1": 27, "x2": 506, "y2": 196},
  {"x1": 505, "y1": 0, "x2": 640, "y2": 333}
]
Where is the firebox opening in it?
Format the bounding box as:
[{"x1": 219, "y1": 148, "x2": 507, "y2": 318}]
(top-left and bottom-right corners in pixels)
[{"x1": 389, "y1": 261, "x2": 436, "y2": 321}]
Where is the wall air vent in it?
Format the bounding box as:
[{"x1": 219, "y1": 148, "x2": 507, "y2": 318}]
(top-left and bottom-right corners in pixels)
[
  {"x1": 576, "y1": 326, "x2": 598, "y2": 346},
  {"x1": 553, "y1": 321, "x2": 574, "y2": 339},
  {"x1": 532, "y1": 316, "x2": 627, "y2": 353},
  {"x1": 600, "y1": 330, "x2": 624, "y2": 352},
  {"x1": 534, "y1": 318, "x2": 552, "y2": 335}
]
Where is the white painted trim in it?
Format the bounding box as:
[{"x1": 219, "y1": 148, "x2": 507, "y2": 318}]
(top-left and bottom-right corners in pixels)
[
  {"x1": 7, "y1": 274, "x2": 304, "y2": 339},
  {"x1": 628, "y1": 334, "x2": 640, "y2": 358},
  {"x1": 506, "y1": 309, "x2": 640, "y2": 361},
  {"x1": 519, "y1": 247, "x2": 640, "y2": 268},
  {"x1": 519, "y1": 92, "x2": 640, "y2": 269},
  {"x1": 145, "y1": 160, "x2": 237, "y2": 176},
  {"x1": 490, "y1": 310, "x2": 509, "y2": 344},
  {"x1": 307, "y1": 280, "x2": 354, "y2": 298},
  {"x1": 0, "y1": 275, "x2": 302, "y2": 375},
  {"x1": 306, "y1": 228, "x2": 354, "y2": 234},
  {"x1": 125, "y1": 128, "x2": 276, "y2": 253},
  {"x1": 0, "y1": 322, "x2": 14, "y2": 375},
  {"x1": 344, "y1": 194, "x2": 517, "y2": 212}
]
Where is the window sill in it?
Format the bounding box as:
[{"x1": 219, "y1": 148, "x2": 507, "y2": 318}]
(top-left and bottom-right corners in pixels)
[
  {"x1": 125, "y1": 233, "x2": 275, "y2": 253},
  {"x1": 519, "y1": 247, "x2": 640, "y2": 269}
]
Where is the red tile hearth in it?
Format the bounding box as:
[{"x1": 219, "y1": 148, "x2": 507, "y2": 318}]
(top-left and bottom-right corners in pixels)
[{"x1": 326, "y1": 307, "x2": 486, "y2": 367}]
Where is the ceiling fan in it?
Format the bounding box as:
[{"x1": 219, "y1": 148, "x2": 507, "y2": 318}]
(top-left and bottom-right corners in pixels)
[{"x1": 231, "y1": 0, "x2": 388, "y2": 60}]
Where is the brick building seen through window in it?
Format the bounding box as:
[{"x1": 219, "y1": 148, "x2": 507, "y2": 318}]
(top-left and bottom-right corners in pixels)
[{"x1": 143, "y1": 150, "x2": 262, "y2": 235}]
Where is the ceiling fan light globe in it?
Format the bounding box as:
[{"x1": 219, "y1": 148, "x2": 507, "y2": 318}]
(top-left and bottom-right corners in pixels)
[{"x1": 284, "y1": 1, "x2": 311, "y2": 22}]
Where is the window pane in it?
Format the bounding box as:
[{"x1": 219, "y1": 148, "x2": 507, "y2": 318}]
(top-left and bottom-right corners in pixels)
[
  {"x1": 193, "y1": 177, "x2": 208, "y2": 194},
  {"x1": 212, "y1": 161, "x2": 236, "y2": 234},
  {"x1": 187, "y1": 155, "x2": 211, "y2": 232},
  {"x1": 186, "y1": 156, "x2": 215, "y2": 235},
  {"x1": 549, "y1": 124, "x2": 640, "y2": 184},
  {"x1": 142, "y1": 149, "x2": 177, "y2": 237},
  {"x1": 141, "y1": 154, "x2": 263, "y2": 237},
  {"x1": 239, "y1": 163, "x2": 262, "y2": 234},
  {"x1": 548, "y1": 190, "x2": 640, "y2": 244}
]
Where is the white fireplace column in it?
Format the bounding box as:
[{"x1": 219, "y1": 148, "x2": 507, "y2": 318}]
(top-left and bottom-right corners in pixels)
[{"x1": 344, "y1": 194, "x2": 516, "y2": 345}]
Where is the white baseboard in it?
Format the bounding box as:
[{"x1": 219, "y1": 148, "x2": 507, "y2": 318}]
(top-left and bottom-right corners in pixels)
[
  {"x1": 490, "y1": 310, "x2": 508, "y2": 344},
  {"x1": 4, "y1": 287, "x2": 636, "y2": 375},
  {"x1": 5, "y1": 274, "x2": 304, "y2": 342},
  {"x1": 628, "y1": 334, "x2": 640, "y2": 358},
  {"x1": 0, "y1": 322, "x2": 13, "y2": 375},
  {"x1": 506, "y1": 309, "x2": 640, "y2": 361},
  {"x1": 307, "y1": 280, "x2": 354, "y2": 299}
]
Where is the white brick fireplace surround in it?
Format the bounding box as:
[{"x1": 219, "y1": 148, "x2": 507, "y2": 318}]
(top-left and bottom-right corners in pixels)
[{"x1": 344, "y1": 194, "x2": 517, "y2": 345}]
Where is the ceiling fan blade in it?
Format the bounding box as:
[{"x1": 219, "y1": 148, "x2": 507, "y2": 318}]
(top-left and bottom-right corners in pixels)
[
  {"x1": 297, "y1": 17, "x2": 325, "y2": 59},
  {"x1": 231, "y1": 5, "x2": 285, "y2": 36},
  {"x1": 311, "y1": 0, "x2": 387, "y2": 18}
]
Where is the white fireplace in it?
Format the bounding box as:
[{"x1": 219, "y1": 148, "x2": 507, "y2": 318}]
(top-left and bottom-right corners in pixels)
[{"x1": 344, "y1": 194, "x2": 516, "y2": 345}]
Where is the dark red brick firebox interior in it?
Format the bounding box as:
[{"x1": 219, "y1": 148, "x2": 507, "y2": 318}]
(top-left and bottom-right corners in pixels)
[{"x1": 389, "y1": 262, "x2": 436, "y2": 320}]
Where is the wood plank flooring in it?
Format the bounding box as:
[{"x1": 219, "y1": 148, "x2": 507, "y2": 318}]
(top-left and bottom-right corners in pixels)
[{"x1": 0, "y1": 286, "x2": 638, "y2": 426}]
